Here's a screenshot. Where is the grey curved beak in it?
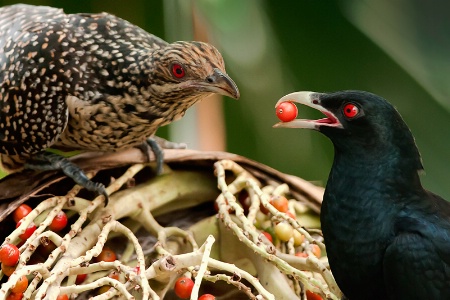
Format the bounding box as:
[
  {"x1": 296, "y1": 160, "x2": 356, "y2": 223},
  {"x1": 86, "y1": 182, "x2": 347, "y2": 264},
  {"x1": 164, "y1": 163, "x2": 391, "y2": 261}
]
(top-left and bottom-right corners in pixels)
[{"x1": 204, "y1": 68, "x2": 240, "y2": 99}]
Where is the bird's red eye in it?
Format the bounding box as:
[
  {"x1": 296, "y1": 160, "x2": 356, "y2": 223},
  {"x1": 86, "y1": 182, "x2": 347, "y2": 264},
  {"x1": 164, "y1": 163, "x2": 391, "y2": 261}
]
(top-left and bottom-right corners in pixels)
[
  {"x1": 172, "y1": 63, "x2": 185, "y2": 78},
  {"x1": 343, "y1": 103, "x2": 359, "y2": 119}
]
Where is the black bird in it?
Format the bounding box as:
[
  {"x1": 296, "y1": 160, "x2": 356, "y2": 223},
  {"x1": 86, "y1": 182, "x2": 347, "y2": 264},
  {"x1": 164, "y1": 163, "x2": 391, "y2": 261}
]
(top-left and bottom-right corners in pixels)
[
  {"x1": 0, "y1": 4, "x2": 239, "y2": 201},
  {"x1": 274, "y1": 90, "x2": 450, "y2": 300}
]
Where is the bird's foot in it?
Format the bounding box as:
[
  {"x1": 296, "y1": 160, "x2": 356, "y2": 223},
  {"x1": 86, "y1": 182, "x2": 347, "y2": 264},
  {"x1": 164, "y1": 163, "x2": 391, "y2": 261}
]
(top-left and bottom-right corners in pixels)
[
  {"x1": 24, "y1": 152, "x2": 109, "y2": 205},
  {"x1": 152, "y1": 136, "x2": 188, "y2": 150},
  {"x1": 140, "y1": 136, "x2": 187, "y2": 175}
]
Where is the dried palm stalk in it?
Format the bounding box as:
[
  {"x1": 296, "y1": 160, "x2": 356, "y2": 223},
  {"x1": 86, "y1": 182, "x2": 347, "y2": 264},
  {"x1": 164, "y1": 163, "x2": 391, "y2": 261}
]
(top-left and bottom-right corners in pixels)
[{"x1": 0, "y1": 149, "x2": 341, "y2": 300}]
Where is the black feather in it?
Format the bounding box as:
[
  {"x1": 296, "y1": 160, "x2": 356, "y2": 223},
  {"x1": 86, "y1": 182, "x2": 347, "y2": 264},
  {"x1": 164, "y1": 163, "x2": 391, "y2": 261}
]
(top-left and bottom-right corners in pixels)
[{"x1": 276, "y1": 90, "x2": 450, "y2": 300}]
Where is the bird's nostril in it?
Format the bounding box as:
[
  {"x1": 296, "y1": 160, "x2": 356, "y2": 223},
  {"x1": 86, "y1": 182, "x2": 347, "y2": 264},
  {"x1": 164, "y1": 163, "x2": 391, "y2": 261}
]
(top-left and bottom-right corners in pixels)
[{"x1": 206, "y1": 76, "x2": 214, "y2": 83}]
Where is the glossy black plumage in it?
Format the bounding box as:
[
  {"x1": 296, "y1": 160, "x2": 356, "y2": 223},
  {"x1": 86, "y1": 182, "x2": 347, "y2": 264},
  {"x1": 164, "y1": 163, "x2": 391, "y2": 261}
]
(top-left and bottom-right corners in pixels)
[{"x1": 275, "y1": 90, "x2": 450, "y2": 300}]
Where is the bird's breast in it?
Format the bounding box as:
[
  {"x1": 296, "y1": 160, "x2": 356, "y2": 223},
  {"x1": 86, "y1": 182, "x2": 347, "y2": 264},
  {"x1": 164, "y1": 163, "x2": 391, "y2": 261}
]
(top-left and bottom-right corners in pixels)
[
  {"x1": 55, "y1": 95, "x2": 164, "y2": 152},
  {"x1": 321, "y1": 172, "x2": 396, "y2": 299}
]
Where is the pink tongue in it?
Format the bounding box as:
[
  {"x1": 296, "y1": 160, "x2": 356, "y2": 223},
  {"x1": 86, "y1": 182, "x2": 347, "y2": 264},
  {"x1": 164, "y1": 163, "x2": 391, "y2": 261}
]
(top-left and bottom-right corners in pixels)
[
  {"x1": 316, "y1": 112, "x2": 338, "y2": 124},
  {"x1": 316, "y1": 118, "x2": 334, "y2": 124}
]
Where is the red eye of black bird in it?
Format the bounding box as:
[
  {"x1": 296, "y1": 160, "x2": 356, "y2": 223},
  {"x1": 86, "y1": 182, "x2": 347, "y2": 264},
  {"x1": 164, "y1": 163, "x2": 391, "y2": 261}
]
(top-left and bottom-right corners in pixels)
[
  {"x1": 172, "y1": 63, "x2": 185, "y2": 78},
  {"x1": 343, "y1": 103, "x2": 359, "y2": 119}
]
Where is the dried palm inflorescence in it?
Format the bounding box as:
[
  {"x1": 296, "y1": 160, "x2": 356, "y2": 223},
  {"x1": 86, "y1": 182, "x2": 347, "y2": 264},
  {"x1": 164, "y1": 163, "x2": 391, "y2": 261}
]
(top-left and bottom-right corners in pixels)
[{"x1": 0, "y1": 149, "x2": 341, "y2": 300}]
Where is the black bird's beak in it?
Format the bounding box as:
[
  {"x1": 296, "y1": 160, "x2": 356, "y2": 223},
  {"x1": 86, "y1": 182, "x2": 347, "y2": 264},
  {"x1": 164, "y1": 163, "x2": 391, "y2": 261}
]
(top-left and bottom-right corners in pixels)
[
  {"x1": 273, "y1": 91, "x2": 342, "y2": 130},
  {"x1": 200, "y1": 68, "x2": 240, "y2": 99}
]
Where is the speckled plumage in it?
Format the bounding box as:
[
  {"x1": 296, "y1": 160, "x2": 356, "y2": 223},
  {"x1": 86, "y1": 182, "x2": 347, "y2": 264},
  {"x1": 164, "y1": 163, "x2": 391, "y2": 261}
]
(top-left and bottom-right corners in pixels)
[{"x1": 0, "y1": 4, "x2": 239, "y2": 172}]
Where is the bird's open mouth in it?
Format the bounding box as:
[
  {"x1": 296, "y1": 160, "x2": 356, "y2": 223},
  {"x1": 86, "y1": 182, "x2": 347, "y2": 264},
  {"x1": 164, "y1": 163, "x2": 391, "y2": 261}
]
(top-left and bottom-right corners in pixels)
[{"x1": 273, "y1": 91, "x2": 343, "y2": 129}]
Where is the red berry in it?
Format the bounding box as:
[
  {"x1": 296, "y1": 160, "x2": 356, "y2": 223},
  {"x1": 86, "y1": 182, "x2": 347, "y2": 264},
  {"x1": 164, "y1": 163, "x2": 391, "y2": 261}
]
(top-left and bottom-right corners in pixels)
[
  {"x1": 6, "y1": 292, "x2": 23, "y2": 300},
  {"x1": 276, "y1": 101, "x2": 298, "y2": 122},
  {"x1": 0, "y1": 244, "x2": 20, "y2": 266},
  {"x1": 270, "y1": 195, "x2": 289, "y2": 213},
  {"x1": 237, "y1": 190, "x2": 251, "y2": 213},
  {"x1": 199, "y1": 294, "x2": 216, "y2": 300},
  {"x1": 259, "y1": 202, "x2": 270, "y2": 215},
  {"x1": 2, "y1": 263, "x2": 16, "y2": 276},
  {"x1": 94, "y1": 247, "x2": 116, "y2": 263},
  {"x1": 76, "y1": 273, "x2": 87, "y2": 284},
  {"x1": 56, "y1": 295, "x2": 69, "y2": 300},
  {"x1": 213, "y1": 199, "x2": 233, "y2": 213},
  {"x1": 16, "y1": 220, "x2": 37, "y2": 240},
  {"x1": 97, "y1": 286, "x2": 111, "y2": 295},
  {"x1": 309, "y1": 244, "x2": 322, "y2": 258},
  {"x1": 49, "y1": 211, "x2": 68, "y2": 232},
  {"x1": 174, "y1": 277, "x2": 194, "y2": 299},
  {"x1": 295, "y1": 252, "x2": 308, "y2": 258},
  {"x1": 10, "y1": 275, "x2": 28, "y2": 294},
  {"x1": 13, "y1": 204, "x2": 32, "y2": 223},
  {"x1": 108, "y1": 270, "x2": 120, "y2": 280},
  {"x1": 38, "y1": 238, "x2": 57, "y2": 257},
  {"x1": 306, "y1": 290, "x2": 323, "y2": 300},
  {"x1": 261, "y1": 231, "x2": 273, "y2": 243},
  {"x1": 286, "y1": 211, "x2": 296, "y2": 219}
]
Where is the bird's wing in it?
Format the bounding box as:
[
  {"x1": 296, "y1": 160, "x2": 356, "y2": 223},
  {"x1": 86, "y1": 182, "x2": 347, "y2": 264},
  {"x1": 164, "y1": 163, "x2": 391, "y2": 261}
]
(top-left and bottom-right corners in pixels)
[
  {"x1": 0, "y1": 5, "x2": 71, "y2": 156},
  {"x1": 383, "y1": 218, "x2": 450, "y2": 299},
  {"x1": 0, "y1": 4, "x2": 67, "y2": 51},
  {"x1": 69, "y1": 11, "x2": 168, "y2": 50},
  {"x1": 0, "y1": 4, "x2": 71, "y2": 72}
]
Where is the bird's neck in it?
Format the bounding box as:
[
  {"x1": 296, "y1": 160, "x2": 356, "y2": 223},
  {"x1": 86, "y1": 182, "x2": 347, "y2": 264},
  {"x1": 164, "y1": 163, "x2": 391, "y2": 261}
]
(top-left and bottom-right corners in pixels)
[{"x1": 327, "y1": 145, "x2": 424, "y2": 204}]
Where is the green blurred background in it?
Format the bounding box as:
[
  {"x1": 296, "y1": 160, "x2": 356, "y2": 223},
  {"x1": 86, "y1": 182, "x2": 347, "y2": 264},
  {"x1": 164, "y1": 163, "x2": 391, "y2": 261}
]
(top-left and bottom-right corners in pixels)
[{"x1": 1, "y1": 0, "x2": 450, "y2": 199}]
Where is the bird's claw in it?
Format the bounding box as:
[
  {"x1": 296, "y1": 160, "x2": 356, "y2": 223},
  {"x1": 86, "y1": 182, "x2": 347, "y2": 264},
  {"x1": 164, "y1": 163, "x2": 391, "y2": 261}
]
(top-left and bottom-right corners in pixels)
[
  {"x1": 25, "y1": 152, "x2": 109, "y2": 206},
  {"x1": 142, "y1": 136, "x2": 187, "y2": 175}
]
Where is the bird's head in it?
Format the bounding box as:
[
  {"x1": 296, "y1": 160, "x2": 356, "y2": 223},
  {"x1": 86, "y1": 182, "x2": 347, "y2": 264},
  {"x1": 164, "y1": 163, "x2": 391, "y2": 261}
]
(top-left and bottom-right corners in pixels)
[
  {"x1": 148, "y1": 41, "x2": 239, "y2": 104},
  {"x1": 274, "y1": 90, "x2": 423, "y2": 171}
]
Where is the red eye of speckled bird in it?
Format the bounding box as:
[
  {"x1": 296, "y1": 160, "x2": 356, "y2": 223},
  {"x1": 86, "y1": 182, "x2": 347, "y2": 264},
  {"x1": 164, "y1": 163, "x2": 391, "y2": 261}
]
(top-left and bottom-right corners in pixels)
[{"x1": 172, "y1": 63, "x2": 185, "y2": 78}]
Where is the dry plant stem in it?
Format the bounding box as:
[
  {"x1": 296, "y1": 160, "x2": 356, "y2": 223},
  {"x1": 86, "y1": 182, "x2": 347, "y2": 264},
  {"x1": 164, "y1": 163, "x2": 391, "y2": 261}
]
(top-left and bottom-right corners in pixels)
[
  {"x1": 272, "y1": 183, "x2": 290, "y2": 196},
  {"x1": 248, "y1": 178, "x2": 322, "y2": 248},
  {"x1": 89, "y1": 288, "x2": 121, "y2": 300},
  {"x1": 136, "y1": 200, "x2": 198, "y2": 251},
  {"x1": 1, "y1": 186, "x2": 83, "y2": 297},
  {"x1": 201, "y1": 273, "x2": 256, "y2": 299},
  {"x1": 63, "y1": 277, "x2": 133, "y2": 298},
  {"x1": 113, "y1": 221, "x2": 152, "y2": 299},
  {"x1": 32, "y1": 166, "x2": 147, "y2": 300},
  {"x1": 115, "y1": 170, "x2": 218, "y2": 219},
  {"x1": 214, "y1": 161, "x2": 261, "y2": 243},
  {"x1": 69, "y1": 220, "x2": 151, "y2": 296},
  {"x1": 158, "y1": 226, "x2": 198, "y2": 251},
  {"x1": 68, "y1": 261, "x2": 129, "y2": 277},
  {"x1": 208, "y1": 257, "x2": 275, "y2": 300},
  {"x1": 277, "y1": 249, "x2": 338, "y2": 296},
  {"x1": 286, "y1": 238, "x2": 307, "y2": 298},
  {"x1": 147, "y1": 239, "x2": 273, "y2": 299},
  {"x1": 105, "y1": 164, "x2": 147, "y2": 196},
  {"x1": 4, "y1": 187, "x2": 78, "y2": 247},
  {"x1": 121, "y1": 232, "x2": 140, "y2": 262},
  {"x1": 214, "y1": 160, "x2": 340, "y2": 300},
  {"x1": 145, "y1": 251, "x2": 185, "y2": 280},
  {"x1": 27, "y1": 274, "x2": 44, "y2": 299},
  {"x1": 246, "y1": 189, "x2": 261, "y2": 224},
  {"x1": 191, "y1": 235, "x2": 215, "y2": 299},
  {"x1": 1, "y1": 153, "x2": 332, "y2": 300}
]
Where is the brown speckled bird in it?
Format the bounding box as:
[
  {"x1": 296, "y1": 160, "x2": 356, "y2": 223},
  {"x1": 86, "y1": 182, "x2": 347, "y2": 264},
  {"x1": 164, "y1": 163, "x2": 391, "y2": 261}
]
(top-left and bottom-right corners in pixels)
[{"x1": 0, "y1": 4, "x2": 239, "y2": 201}]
